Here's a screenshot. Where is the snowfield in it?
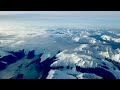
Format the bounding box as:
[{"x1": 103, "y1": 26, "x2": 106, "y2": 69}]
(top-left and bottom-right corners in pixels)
[
  {"x1": 0, "y1": 25, "x2": 120, "y2": 79},
  {"x1": 101, "y1": 35, "x2": 120, "y2": 43}
]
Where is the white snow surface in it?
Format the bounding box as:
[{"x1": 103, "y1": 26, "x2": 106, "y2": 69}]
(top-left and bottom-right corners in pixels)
[
  {"x1": 101, "y1": 35, "x2": 120, "y2": 43},
  {"x1": 0, "y1": 24, "x2": 120, "y2": 79},
  {"x1": 46, "y1": 70, "x2": 76, "y2": 79}
]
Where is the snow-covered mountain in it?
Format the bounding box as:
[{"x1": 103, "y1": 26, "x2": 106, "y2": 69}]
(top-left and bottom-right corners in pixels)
[{"x1": 0, "y1": 26, "x2": 120, "y2": 79}]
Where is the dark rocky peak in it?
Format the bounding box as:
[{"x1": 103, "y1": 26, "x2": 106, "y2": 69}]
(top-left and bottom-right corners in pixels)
[
  {"x1": 76, "y1": 66, "x2": 116, "y2": 79},
  {"x1": 57, "y1": 50, "x2": 61, "y2": 54},
  {"x1": 0, "y1": 61, "x2": 7, "y2": 70},
  {"x1": 27, "y1": 50, "x2": 35, "y2": 59},
  {"x1": 39, "y1": 53, "x2": 43, "y2": 59},
  {"x1": 9, "y1": 49, "x2": 25, "y2": 59},
  {"x1": 0, "y1": 55, "x2": 17, "y2": 64}
]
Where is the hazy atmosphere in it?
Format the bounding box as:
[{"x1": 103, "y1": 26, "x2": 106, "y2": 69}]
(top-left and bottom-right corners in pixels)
[
  {"x1": 0, "y1": 11, "x2": 120, "y2": 28},
  {"x1": 0, "y1": 11, "x2": 120, "y2": 79}
]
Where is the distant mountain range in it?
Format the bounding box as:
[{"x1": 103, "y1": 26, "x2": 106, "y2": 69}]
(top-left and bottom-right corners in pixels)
[{"x1": 0, "y1": 26, "x2": 120, "y2": 79}]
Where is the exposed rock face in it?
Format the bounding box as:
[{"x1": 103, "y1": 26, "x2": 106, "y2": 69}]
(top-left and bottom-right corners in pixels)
[
  {"x1": 27, "y1": 50, "x2": 35, "y2": 59},
  {"x1": 0, "y1": 49, "x2": 60, "y2": 79},
  {"x1": 0, "y1": 61, "x2": 7, "y2": 70},
  {"x1": 0, "y1": 50, "x2": 26, "y2": 71},
  {"x1": 76, "y1": 66, "x2": 116, "y2": 79},
  {"x1": 0, "y1": 55, "x2": 17, "y2": 64},
  {"x1": 9, "y1": 49, "x2": 25, "y2": 60}
]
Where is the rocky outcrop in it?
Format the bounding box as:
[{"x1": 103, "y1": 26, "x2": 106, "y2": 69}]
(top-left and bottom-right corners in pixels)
[
  {"x1": 27, "y1": 50, "x2": 35, "y2": 59},
  {"x1": 76, "y1": 66, "x2": 116, "y2": 79},
  {"x1": 9, "y1": 49, "x2": 25, "y2": 59},
  {"x1": 0, "y1": 55, "x2": 17, "y2": 64},
  {"x1": 37, "y1": 55, "x2": 57, "y2": 79},
  {"x1": 0, "y1": 61, "x2": 7, "y2": 70}
]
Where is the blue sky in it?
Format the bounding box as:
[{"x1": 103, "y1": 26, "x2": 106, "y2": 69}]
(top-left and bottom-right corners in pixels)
[{"x1": 0, "y1": 11, "x2": 120, "y2": 27}]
